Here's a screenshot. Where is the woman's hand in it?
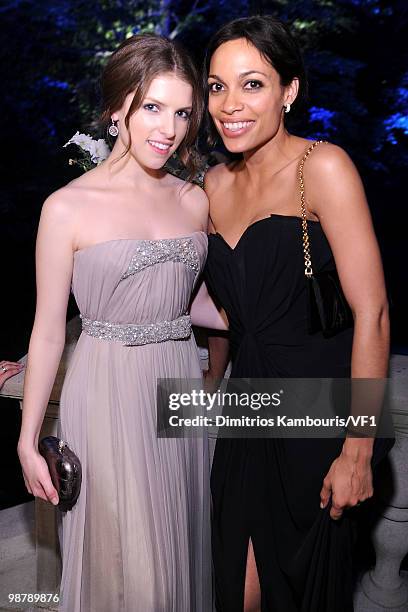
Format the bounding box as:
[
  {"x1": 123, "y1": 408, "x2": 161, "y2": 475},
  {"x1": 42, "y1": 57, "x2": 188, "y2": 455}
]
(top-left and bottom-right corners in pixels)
[
  {"x1": 17, "y1": 445, "x2": 59, "y2": 506},
  {"x1": 203, "y1": 334, "x2": 230, "y2": 393},
  {"x1": 203, "y1": 368, "x2": 222, "y2": 393},
  {"x1": 0, "y1": 360, "x2": 24, "y2": 390},
  {"x1": 320, "y1": 438, "x2": 373, "y2": 520}
]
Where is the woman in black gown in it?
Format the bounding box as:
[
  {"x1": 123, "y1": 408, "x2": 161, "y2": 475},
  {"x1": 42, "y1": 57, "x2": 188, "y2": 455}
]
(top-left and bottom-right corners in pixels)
[{"x1": 202, "y1": 16, "x2": 394, "y2": 612}]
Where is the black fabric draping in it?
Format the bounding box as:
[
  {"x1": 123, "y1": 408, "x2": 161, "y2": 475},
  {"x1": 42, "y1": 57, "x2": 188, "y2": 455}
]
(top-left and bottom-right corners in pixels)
[{"x1": 204, "y1": 215, "x2": 394, "y2": 612}]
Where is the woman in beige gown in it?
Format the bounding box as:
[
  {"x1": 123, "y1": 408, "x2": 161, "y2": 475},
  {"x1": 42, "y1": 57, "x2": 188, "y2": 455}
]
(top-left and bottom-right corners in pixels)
[{"x1": 18, "y1": 34, "x2": 226, "y2": 612}]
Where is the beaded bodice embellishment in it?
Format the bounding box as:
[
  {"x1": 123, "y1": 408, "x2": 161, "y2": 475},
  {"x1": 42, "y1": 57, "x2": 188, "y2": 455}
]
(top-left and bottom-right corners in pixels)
[{"x1": 121, "y1": 236, "x2": 200, "y2": 280}]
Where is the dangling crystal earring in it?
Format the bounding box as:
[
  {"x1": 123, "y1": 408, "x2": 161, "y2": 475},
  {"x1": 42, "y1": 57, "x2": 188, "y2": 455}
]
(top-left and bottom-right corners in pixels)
[
  {"x1": 108, "y1": 118, "x2": 119, "y2": 137},
  {"x1": 284, "y1": 103, "x2": 291, "y2": 114}
]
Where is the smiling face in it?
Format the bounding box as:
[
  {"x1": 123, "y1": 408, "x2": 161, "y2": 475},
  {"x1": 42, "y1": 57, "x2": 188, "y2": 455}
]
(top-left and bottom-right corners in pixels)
[
  {"x1": 207, "y1": 38, "x2": 298, "y2": 154},
  {"x1": 112, "y1": 72, "x2": 193, "y2": 170}
]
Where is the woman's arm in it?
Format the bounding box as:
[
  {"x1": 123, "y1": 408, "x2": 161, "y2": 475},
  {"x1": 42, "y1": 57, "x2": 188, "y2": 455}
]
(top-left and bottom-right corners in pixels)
[
  {"x1": 190, "y1": 279, "x2": 228, "y2": 330},
  {"x1": 17, "y1": 191, "x2": 76, "y2": 504},
  {"x1": 201, "y1": 167, "x2": 231, "y2": 386},
  {"x1": 304, "y1": 143, "x2": 389, "y2": 519},
  {"x1": 204, "y1": 334, "x2": 230, "y2": 392},
  {"x1": 181, "y1": 180, "x2": 229, "y2": 331}
]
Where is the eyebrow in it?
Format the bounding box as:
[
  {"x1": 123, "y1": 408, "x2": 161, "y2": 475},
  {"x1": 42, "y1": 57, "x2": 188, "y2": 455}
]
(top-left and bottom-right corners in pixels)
[
  {"x1": 208, "y1": 70, "x2": 268, "y2": 82},
  {"x1": 144, "y1": 97, "x2": 192, "y2": 110}
]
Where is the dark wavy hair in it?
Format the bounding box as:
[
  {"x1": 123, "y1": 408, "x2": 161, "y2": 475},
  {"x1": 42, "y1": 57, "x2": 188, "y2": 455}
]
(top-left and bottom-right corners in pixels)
[
  {"x1": 100, "y1": 33, "x2": 204, "y2": 181},
  {"x1": 203, "y1": 15, "x2": 308, "y2": 148}
]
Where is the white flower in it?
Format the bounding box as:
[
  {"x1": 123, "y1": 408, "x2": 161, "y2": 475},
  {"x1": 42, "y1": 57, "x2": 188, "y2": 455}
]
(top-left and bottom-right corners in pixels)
[
  {"x1": 91, "y1": 138, "x2": 110, "y2": 164},
  {"x1": 63, "y1": 132, "x2": 110, "y2": 165},
  {"x1": 63, "y1": 131, "x2": 94, "y2": 152}
]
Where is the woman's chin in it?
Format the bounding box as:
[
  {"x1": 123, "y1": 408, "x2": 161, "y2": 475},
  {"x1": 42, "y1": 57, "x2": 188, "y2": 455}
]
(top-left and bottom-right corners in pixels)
[
  {"x1": 137, "y1": 156, "x2": 171, "y2": 171},
  {"x1": 222, "y1": 140, "x2": 249, "y2": 154}
]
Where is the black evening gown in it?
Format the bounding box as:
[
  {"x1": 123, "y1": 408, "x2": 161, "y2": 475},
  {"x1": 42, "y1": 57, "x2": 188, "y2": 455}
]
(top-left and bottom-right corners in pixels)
[{"x1": 204, "y1": 214, "x2": 394, "y2": 612}]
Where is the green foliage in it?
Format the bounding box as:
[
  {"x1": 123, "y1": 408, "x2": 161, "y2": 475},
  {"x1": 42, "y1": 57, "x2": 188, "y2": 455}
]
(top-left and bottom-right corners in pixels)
[
  {"x1": 1, "y1": 0, "x2": 407, "y2": 179},
  {"x1": 0, "y1": 0, "x2": 407, "y2": 341}
]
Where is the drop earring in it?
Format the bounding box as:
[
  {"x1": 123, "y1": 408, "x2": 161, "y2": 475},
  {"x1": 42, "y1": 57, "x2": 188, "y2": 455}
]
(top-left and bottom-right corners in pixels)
[
  {"x1": 284, "y1": 103, "x2": 291, "y2": 114},
  {"x1": 108, "y1": 118, "x2": 119, "y2": 137}
]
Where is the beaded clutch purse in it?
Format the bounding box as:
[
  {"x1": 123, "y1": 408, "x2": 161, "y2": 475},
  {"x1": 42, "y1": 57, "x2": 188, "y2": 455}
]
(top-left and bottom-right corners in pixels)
[{"x1": 38, "y1": 436, "x2": 82, "y2": 511}]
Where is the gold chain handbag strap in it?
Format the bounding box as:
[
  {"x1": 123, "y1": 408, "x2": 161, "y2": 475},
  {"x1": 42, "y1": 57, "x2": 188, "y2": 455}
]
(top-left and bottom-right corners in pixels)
[{"x1": 298, "y1": 140, "x2": 328, "y2": 277}]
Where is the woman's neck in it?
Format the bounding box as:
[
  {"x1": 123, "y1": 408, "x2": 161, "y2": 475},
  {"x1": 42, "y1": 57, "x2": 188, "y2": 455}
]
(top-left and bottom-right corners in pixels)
[
  {"x1": 99, "y1": 140, "x2": 169, "y2": 189},
  {"x1": 240, "y1": 126, "x2": 296, "y2": 186}
]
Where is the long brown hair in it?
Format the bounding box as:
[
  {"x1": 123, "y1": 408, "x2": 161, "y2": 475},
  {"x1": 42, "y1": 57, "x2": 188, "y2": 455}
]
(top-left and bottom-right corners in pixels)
[{"x1": 100, "y1": 33, "x2": 204, "y2": 181}]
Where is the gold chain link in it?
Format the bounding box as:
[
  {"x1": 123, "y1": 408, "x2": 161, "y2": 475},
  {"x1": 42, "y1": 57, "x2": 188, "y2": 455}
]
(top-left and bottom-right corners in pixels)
[{"x1": 298, "y1": 140, "x2": 328, "y2": 277}]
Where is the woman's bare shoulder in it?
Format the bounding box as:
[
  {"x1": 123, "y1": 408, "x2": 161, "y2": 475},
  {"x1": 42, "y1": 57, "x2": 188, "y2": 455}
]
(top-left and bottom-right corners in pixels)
[
  {"x1": 302, "y1": 141, "x2": 366, "y2": 218},
  {"x1": 179, "y1": 181, "x2": 209, "y2": 229},
  {"x1": 303, "y1": 141, "x2": 356, "y2": 178},
  {"x1": 36, "y1": 185, "x2": 82, "y2": 251},
  {"x1": 40, "y1": 168, "x2": 104, "y2": 226},
  {"x1": 203, "y1": 160, "x2": 237, "y2": 196},
  {"x1": 41, "y1": 185, "x2": 78, "y2": 220}
]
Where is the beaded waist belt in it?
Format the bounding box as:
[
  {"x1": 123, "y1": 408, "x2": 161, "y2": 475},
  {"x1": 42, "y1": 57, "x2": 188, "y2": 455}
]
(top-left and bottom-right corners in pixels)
[{"x1": 80, "y1": 313, "x2": 192, "y2": 346}]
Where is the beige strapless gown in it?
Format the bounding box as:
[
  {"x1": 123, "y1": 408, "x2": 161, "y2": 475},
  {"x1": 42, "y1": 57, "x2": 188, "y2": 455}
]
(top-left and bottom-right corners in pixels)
[{"x1": 56, "y1": 231, "x2": 212, "y2": 612}]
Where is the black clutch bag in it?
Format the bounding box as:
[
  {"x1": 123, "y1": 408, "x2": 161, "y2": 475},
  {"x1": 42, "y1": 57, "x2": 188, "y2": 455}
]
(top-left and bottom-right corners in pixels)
[
  {"x1": 299, "y1": 141, "x2": 354, "y2": 338},
  {"x1": 38, "y1": 436, "x2": 82, "y2": 512}
]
